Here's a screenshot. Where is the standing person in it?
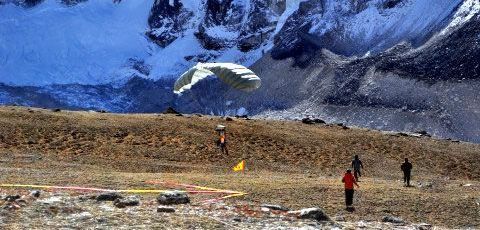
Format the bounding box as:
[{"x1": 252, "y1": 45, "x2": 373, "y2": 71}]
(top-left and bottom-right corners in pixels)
[
  {"x1": 351, "y1": 155, "x2": 364, "y2": 182},
  {"x1": 401, "y1": 158, "x2": 413, "y2": 187},
  {"x1": 219, "y1": 130, "x2": 228, "y2": 154},
  {"x1": 342, "y1": 169, "x2": 359, "y2": 209},
  {"x1": 215, "y1": 125, "x2": 228, "y2": 154}
]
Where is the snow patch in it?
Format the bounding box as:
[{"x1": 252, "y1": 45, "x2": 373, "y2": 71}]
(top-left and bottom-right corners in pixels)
[
  {"x1": 442, "y1": 0, "x2": 480, "y2": 33},
  {"x1": 0, "y1": 0, "x2": 153, "y2": 86},
  {"x1": 274, "y1": 0, "x2": 308, "y2": 34}
]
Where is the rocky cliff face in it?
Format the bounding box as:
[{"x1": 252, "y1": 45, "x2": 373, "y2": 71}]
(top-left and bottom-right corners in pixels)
[
  {"x1": 0, "y1": 0, "x2": 479, "y2": 142},
  {"x1": 215, "y1": 0, "x2": 480, "y2": 142}
]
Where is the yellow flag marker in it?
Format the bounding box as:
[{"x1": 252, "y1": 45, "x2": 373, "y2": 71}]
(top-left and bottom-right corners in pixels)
[{"x1": 233, "y1": 160, "x2": 245, "y2": 172}]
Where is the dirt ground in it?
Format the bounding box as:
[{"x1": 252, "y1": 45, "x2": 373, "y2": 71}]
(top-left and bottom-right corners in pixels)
[{"x1": 0, "y1": 106, "x2": 479, "y2": 228}]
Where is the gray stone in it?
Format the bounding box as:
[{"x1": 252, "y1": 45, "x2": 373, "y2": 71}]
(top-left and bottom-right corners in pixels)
[
  {"x1": 4, "y1": 195, "x2": 20, "y2": 202},
  {"x1": 30, "y1": 190, "x2": 41, "y2": 198},
  {"x1": 417, "y1": 223, "x2": 433, "y2": 230},
  {"x1": 113, "y1": 196, "x2": 140, "y2": 208},
  {"x1": 417, "y1": 181, "x2": 433, "y2": 188},
  {"x1": 260, "y1": 204, "x2": 289, "y2": 211},
  {"x1": 16, "y1": 199, "x2": 27, "y2": 207},
  {"x1": 294, "y1": 208, "x2": 330, "y2": 221},
  {"x1": 334, "y1": 215, "x2": 345, "y2": 221},
  {"x1": 382, "y1": 215, "x2": 405, "y2": 224},
  {"x1": 78, "y1": 195, "x2": 97, "y2": 201},
  {"x1": 96, "y1": 192, "x2": 123, "y2": 202},
  {"x1": 157, "y1": 206, "x2": 175, "y2": 213},
  {"x1": 157, "y1": 191, "x2": 190, "y2": 205}
]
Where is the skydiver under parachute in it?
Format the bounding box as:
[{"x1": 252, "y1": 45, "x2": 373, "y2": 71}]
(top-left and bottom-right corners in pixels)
[
  {"x1": 173, "y1": 62, "x2": 261, "y2": 94},
  {"x1": 174, "y1": 62, "x2": 261, "y2": 155}
]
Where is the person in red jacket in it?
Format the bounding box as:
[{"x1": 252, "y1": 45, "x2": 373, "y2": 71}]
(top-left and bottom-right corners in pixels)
[{"x1": 342, "y1": 169, "x2": 359, "y2": 209}]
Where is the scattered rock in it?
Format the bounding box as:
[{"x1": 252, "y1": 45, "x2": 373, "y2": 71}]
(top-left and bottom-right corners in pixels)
[
  {"x1": 225, "y1": 117, "x2": 233, "y2": 121},
  {"x1": 99, "y1": 204, "x2": 115, "y2": 212},
  {"x1": 417, "y1": 223, "x2": 433, "y2": 230},
  {"x1": 260, "y1": 204, "x2": 289, "y2": 211},
  {"x1": 96, "y1": 192, "x2": 123, "y2": 202},
  {"x1": 97, "y1": 217, "x2": 108, "y2": 223},
  {"x1": 71, "y1": 211, "x2": 93, "y2": 221},
  {"x1": 357, "y1": 220, "x2": 367, "y2": 228},
  {"x1": 26, "y1": 138, "x2": 38, "y2": 144},
  {"x1": 78, "y1": 195, "x2": 97, "y2": 201},
  {"x1": 40, "y1": 196, "x2": 63, "y2": 204},
  {"x1": 30, "y1": 190, "x2": 41, "y2": 198},
  {"x1": 334, "y1": 215, "x2": 345, "y2": 222},
  {"x1": 157, "y1": 206, "x2": 175, "y2": 213},
  {"x1": 462, "y1": 183, "x2": 473, "y2": 187},
  {"x1": 113, "y1": 196, "x2": 140, "y2": 208},
  {"x1": 163, "y1": 107, "x2": 181, "y2": 115},
  {"x1": 16, "y1": 199, "x2": 28, "y2": 207},
  {"x1": 382, "y1": 215, "x2": 405, "y2": 224},
  {"x1": 260, "y1": 207, "x2": 270, "y2": 212},
  {"x1": 417, "y1": 181, "x2": 433, "y2": 188},
  {"x1": 157, "y1": 191, "x2": 190, "y2": 205},
  {"x1": 4, "y1": 195, "x2": 21, "y2": 202},
  {"x1": 415, "y1": 130, "x2": 431, "y2": 137},
  {"x1": 291, "y1": 208, "x2": 330, "y2": 221},
  {"x1": 4, "y1": 203, "x2": 21, "y2": 210},
  {"x1": 302, "y1": 117, "x2": 325, "y2": 125}
]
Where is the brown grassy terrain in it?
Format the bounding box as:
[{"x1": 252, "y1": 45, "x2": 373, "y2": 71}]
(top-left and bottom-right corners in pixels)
[{"x1": 0, "y1": 106, "x2": 479, "y2": 228}]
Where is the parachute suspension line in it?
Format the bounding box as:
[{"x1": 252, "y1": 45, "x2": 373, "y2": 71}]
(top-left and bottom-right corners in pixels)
[
  {"x1": 192, "y1": 89, "x2": 207, "y2": 114},
  {"x1": 222, "y1": 84, "x2": 233, "y2": 116}
]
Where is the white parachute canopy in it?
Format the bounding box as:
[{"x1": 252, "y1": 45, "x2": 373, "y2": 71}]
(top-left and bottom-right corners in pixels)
[{"x1": 173, "y1": 63, "x2": 261, "y2": 94}]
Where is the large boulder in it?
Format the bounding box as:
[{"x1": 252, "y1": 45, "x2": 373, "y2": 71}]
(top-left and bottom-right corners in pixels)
[
  {"x1": 382, "y1": 215, "x2": 405, "y2": 224},
  {"x1": 114, "y1": 196, "x2": 140, "y2": 208},
  {"x1": 96, "y1": 192, "x2": 123, "y2": 202},
  {"x1": 157, "y1": 206, "x2": 176, "y2": 213},
  {"x1": 290, "y1": 207, "x2": 330, "y2": 221},
  {"x1": 157, "y1": 191, "x2": 190, "y2": 205},
  {"x1": 260, "y1": 204, "x2": 289, "y2": 211},
  {"x1": 30, "y1": 190, "x2": 41, "y2": 198}
]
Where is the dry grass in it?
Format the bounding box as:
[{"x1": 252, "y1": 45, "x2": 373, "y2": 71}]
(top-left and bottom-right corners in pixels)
[{"x1": 0, "y1": 106, "x2": 479, "y2": 228}]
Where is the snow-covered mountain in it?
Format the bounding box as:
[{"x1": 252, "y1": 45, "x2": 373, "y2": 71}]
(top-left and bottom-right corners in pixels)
[{"x1": 0, "y1": 0, "x2": 479, "y2": 142}]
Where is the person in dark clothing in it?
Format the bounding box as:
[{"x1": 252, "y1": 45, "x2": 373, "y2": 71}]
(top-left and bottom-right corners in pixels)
[
  {"x1": 401, "y1": 158, "x2": 413, "y2": 186},
  {"x1": 342, "y1": 169, "x2": 359, "y2": 209},
  {"x1": 351, "y1": 155, "x2": 364, "y2": 182}
]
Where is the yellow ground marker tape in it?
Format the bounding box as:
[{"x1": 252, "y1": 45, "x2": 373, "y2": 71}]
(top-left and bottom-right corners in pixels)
[
  {"x1": 0, "y1": 184, "x2": 173, "y2": 193},
  {"x1": 145, "y1": 181, "x2": 248, "y2": 203}
]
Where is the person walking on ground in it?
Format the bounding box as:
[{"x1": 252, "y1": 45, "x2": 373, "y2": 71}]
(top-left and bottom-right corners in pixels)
[
  {"x1": 401, "y1": 158, "x2": 413, "y2": 187},
  {"x1": 342, "y1": 169, "x2": 359, "y2": 210},
  {"x1": 351, "y1": 155, "x2": 364, "y2": 182}
]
